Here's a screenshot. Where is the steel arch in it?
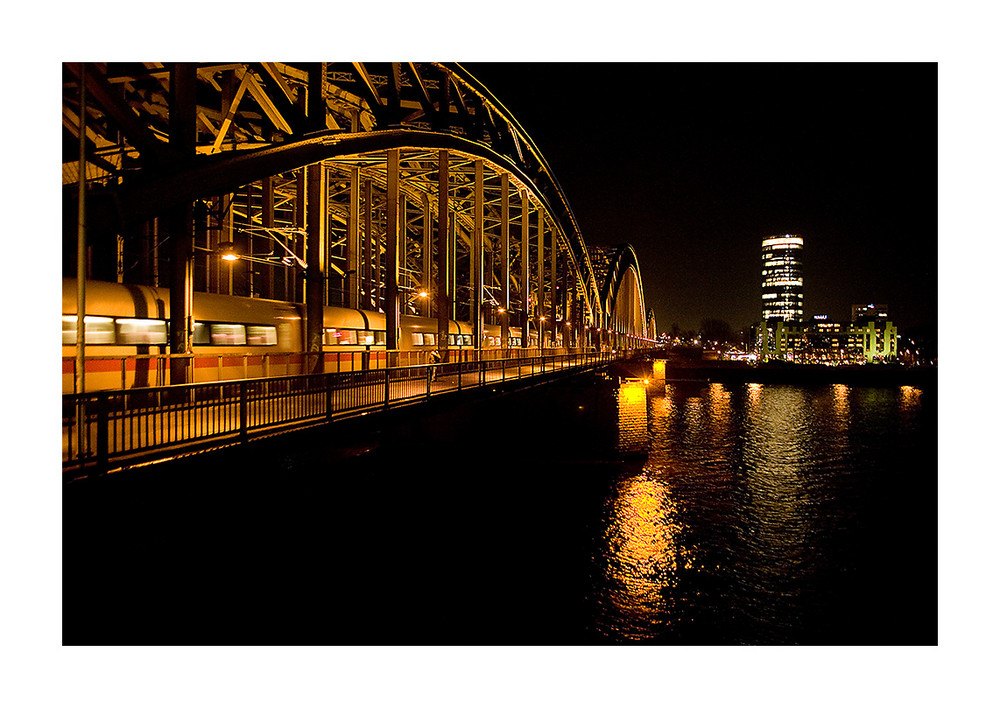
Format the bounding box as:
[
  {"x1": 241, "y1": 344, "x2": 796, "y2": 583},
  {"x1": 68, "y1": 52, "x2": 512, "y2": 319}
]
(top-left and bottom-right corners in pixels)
[
  {"x1": 591, "y1": 243, "x2": 650, "y2": 341},
  {"x1": 62, "y1": 62, "x2": 607, "y2": 324}
]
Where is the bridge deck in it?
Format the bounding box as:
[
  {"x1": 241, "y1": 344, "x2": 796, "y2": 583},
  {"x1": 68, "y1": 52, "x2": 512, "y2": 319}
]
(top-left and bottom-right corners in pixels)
[{"x1": 63, "y1": 351, "x2": 622, "y2": 478}]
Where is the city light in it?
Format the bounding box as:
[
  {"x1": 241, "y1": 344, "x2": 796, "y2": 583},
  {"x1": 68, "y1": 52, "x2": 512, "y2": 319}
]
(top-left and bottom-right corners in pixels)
[{"x1": 219, "y1": 242, "x2": 239, "y2": 261}]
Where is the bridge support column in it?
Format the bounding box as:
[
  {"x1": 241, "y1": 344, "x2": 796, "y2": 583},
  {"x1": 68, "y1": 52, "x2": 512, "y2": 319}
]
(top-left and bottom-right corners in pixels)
[
  {"x1": 347, "y1": 167, "x2": 360, "y2": 309},
  {"x1": 520, "y1": 191, "x2": 530, "y2": 349},
  {"x1": 500, "y1": 174, "x2": 510, "y2": 351},
  {"x1": 536, "y1": 209, "x2": 544, "y2": 348},
  {"x1": 168, "y1": 63, "x2": 196, "y2": 385},
  {"x1": 385, "y1": 149, "x2": 400, "y2": 363},
  {"x1": 363, "y1": 177, "x2": 374, "y2": 310},
  {"x1": 421, "y1": 193, "x2": 432, "y2": 318},
  {"x1": 550, "y1": 228, "x2": 558, "y2": 346},
  {"x1": 260, "y1": 176, "x2": 274, "y2": 300},
  {"x1": 436, "y1": 150, "x2": 451, "y2": 362},
  {"x1": 472, "y1": 160, "x2": 484, "y2": 358},
  {"x1": 306, "y1": 161, "x2": 327, "y2": 374}
]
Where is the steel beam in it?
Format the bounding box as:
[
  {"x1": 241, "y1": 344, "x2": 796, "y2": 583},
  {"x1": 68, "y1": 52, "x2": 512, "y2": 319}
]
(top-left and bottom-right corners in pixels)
[
  {"x1": 536, "y1": 209, "x2": 544, "y2": 348},
  {"x1": 550, "y1": 228, "x2": 558, "y2": 344},
  {"x1": 422, "y1": 192, "x2": 432, "y2": 318},
  {"x1": 347, "y1": 167, "x2": 360, "y2": 308},
  {"x1": 306, "y1": 162, "x2": 327, "y2": 374},
  {"x1": 363, "y1": 178, "x2": 373, "y2": 310},
  {"x1": 75, "y1": 66, "x2": 87, "y2": 395},
  {"x1": 520, "y1": 191, "x2": 529, "y2": 348},
  {"x1": 385, "y1": 149, "x2": 400, "y2": 357},
  {"x1": 65, "y1": 61, "x2": 170, "y2": 166},
  {"x1": 261, "y1": 176, "x2": 274, "y2": 299},
  {"x1": 168, "y1": 63, "x2": 197, "y2": 385},
  {"x1": 436, "y1": 150, "x2": 450, "y2": 359},
  {"x1": 500, "y1": 173, "x2": 510, "y2": 350},
  {"x1": 472, "y1": 159, "x2": 484, "y2": 355}
]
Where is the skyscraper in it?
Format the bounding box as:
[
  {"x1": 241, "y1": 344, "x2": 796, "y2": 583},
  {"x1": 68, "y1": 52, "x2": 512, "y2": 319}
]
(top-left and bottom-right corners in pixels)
[{"x1": 761, "y1": 234, "x2": 804, "y2": 322}]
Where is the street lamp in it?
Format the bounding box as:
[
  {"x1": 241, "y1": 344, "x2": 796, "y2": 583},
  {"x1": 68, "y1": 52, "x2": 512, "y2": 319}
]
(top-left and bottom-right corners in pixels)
[{"x1": 217, "y1": 231, "x2": 308, "y2": 271}]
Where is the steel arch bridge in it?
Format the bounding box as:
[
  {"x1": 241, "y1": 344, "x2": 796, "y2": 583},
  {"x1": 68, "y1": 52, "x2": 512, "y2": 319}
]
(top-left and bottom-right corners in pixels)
[{"x1": 62, "y1": 62, "x2": 654, "y2": 380}]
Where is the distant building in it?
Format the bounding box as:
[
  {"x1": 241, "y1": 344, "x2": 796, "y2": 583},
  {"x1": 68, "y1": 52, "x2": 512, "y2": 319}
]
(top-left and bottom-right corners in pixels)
[
  {"x1": 761, "y1": 234, "x2": 804, "y2": 322},
  {"x1": 852, "y1": 303, "x2": 889, "y2": 323},
  {"x1": 754, "y1": 317, "x2": 898, "y2": 364},
  {"x1": 753, "y1": 235, "x2": 899, "y2": 364}
]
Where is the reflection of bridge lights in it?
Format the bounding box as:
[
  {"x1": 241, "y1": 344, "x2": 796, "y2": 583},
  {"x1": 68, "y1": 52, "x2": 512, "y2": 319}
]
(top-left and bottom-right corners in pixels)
[
  {"x1": 899, "y1": 385, "x2": 922, "y2": 410},
  {"x1": 619, "y1": 380, "x2": 647, "y2": 406},
  {"x1": 597, "y1": 472, "x2": 689, "y2": 640}
]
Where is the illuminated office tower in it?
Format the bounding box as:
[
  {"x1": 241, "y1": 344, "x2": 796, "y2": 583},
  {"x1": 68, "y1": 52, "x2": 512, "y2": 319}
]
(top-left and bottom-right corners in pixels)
[{"x1": 761, "y1": 234, "x2": 804, "y2": 321}]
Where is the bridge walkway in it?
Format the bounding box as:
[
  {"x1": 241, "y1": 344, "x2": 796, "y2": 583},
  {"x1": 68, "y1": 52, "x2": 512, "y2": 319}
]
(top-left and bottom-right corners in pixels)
[{"x1": 63, "y1": 350, "x2": 624, "y2": 479}]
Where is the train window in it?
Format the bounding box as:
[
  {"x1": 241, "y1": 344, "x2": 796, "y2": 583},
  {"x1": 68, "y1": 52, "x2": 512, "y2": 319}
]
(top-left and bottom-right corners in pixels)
[
  {"x1": 359, "y1": 330, "x2": 375, "y2": 346},
  {"x1": 210, "y1": 323, "x2": 246, "y2": 345},
  {"x1": 116, "y1": 318, "x2": 168, "y2": 345},
  {"x1": 63, "y1": 315, "x2": 116, "y2": 345},
  {"x1": 423, "y1": 333, "x2": 435, "y2": 347},
  {"x1": 447, "y1": 334, "x2": 456, "y2": 346},
  {"x1": 247, "y1": 325, "x2": 277, "y2": 346},
  {"x1": 193, "y1": 322, "x2": 210, "y2": 345},
  {"x1": 375, "y1": 330, "x2": 386, "y2": 346},
  {"x1": 462, "y1": 334, "x2": 472, "y2": 346},
  {"x1": 412, "y1": 332, "x2": 424, "y2": 346},
  {"x1": 337, "y1": 329, "x2": 357, "y2": 345}
]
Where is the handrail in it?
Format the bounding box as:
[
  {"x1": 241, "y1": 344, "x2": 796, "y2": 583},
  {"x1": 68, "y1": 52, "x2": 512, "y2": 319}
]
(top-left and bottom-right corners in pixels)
[
  {"x1": 62, "y1": 349, "x2": 632, "y2": 478},
  {"x1": 61, "y1": 346, "x2": 641, "y2": 394}
]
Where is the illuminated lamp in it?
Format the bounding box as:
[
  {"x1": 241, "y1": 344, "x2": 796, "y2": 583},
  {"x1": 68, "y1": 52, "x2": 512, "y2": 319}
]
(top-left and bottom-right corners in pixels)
[{"x1": 219, "y1": 242, "x2": 239, "y2": 262}]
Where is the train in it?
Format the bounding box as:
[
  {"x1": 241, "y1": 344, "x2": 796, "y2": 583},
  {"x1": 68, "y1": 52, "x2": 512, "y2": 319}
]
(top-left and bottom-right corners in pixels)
[{"x1": 62, "y1": 279, "x2": 535, "y2": 393}]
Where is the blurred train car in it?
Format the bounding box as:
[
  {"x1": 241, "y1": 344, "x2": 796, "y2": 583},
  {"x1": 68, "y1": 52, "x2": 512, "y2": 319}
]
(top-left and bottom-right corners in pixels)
[
  {"x1": 62, "y1": 279, "x2": 305, "y2": 393},
  {"x1": 63, "y1": 279, "x2": 526, "y2": 393}
]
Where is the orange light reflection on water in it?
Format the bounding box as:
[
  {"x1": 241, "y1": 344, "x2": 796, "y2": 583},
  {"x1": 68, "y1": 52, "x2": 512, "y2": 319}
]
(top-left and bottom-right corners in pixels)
[
  {"x1": 900, "y1": 385, "x2": 922, "y2": 409},
  {"x1": 599, "y1": 471, "x2": 690, "y2": 640}
]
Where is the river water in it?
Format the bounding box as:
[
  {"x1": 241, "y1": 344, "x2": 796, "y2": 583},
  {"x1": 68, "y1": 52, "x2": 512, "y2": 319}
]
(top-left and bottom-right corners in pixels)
[
  {"x1": 64, "y1": 372, "x2": 936, "y2": 646},
  {"x1": 588, "y1": 379, "x2": 936, "y2": 644}
]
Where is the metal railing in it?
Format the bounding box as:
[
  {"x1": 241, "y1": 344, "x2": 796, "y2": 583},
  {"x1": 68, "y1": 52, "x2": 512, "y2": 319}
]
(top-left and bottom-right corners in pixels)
[
  {"x1": 63, "y1": 349, "x2": 625, "y2": 477},
  {"x1": 61, "y1": 346, "x2": 576, "y2": 394}
]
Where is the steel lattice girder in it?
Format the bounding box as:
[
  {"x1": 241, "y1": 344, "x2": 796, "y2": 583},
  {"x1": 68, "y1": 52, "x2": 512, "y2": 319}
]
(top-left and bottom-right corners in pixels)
[{"x1": 62, "y1": 62, "x2": 607, "y2": 322}]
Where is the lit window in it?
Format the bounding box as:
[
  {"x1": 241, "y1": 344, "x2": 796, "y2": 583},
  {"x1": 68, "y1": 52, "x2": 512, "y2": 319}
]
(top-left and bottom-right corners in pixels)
[
  {"x1": 116, "y1": 318, "x2": 168, "y2": 345},
  {"x1": 247, "y1": 325, "x2": 277, "y2": 346},
  {"x1": 210, "y1": 323, "x2": 246, "y2": 345},
  {"x1": 62, "y1": 315, "x2": 115, "y2": 345}
]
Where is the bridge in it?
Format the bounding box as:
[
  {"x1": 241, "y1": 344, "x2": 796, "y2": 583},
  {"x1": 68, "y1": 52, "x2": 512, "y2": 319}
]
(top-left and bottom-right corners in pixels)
[{"x1": 62, "y1": 62, "x2": 657, "y2": 475}]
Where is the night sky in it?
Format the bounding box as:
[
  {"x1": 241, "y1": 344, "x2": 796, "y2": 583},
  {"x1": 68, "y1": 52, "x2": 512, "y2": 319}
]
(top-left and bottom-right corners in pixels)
[{"x1": 463, "y1": 63, "x2": 938, "y2": 335}]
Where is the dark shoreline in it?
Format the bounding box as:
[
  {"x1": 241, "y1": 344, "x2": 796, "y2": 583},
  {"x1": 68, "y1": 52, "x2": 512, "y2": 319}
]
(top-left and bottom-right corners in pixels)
[{"x1": 661, "y1": 361, "x2": 936, "y2": 388}]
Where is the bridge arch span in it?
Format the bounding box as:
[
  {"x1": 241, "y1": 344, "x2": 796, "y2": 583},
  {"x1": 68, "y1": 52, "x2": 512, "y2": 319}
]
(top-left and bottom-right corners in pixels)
[
  {"x1": 589, "y1": 243, "x2": 655, "y2": 350},
  {"x1": 62, "y1": 62, "x2": 652, "y2": 379}
]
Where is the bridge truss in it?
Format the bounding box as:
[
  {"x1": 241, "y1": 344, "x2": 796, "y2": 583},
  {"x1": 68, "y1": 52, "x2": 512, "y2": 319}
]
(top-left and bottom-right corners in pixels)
[{"x1": 62, "y1": 62, "x2": 652, "y2": 381}]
